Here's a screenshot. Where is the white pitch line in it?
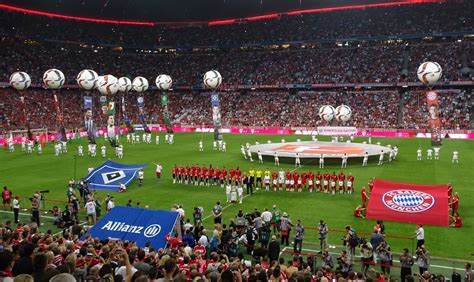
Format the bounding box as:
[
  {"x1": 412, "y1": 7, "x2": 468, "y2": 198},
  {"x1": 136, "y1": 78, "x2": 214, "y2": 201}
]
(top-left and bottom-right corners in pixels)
[{"x1": 0, "y1": 209, "x2": 56, "y2": 220}]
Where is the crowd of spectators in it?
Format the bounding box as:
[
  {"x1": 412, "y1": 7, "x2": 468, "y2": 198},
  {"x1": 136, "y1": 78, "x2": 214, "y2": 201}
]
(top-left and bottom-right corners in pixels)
[
  {"x1": 1, "y1": 40, "x2": 471, "y2": 86},
  {"x1": 0, "y1": 1, "x2": 472, "y2": 47},
  {"x1": 3, "y1": 201, "x2": 469, "y2": 282},
  {"x1": 1, "y1": 89, "x2": 471, "y2": 131}
]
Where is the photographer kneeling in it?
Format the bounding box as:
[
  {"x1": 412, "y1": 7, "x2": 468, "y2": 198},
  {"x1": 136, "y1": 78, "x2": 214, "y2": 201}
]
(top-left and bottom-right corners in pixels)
[{"x1": 336, "y1": 250, "x2": 351, "y2": 278}]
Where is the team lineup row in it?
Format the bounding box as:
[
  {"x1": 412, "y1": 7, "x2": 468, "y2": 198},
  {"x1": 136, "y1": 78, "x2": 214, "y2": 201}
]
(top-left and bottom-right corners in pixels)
[{"x1": 171, "y1": 165, "x2": 357, "y2": 194}]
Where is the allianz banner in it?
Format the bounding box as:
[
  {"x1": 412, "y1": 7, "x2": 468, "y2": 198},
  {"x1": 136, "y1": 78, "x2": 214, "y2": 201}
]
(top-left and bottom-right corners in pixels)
[{"x1": 86, "y1": 206, "x2": 179, "y2": 249}]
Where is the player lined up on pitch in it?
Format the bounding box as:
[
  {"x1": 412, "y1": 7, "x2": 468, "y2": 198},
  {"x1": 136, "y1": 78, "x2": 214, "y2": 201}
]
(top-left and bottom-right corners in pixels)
[{"x1": 171, "y1": 164, "x2": 357, "y2": 194}]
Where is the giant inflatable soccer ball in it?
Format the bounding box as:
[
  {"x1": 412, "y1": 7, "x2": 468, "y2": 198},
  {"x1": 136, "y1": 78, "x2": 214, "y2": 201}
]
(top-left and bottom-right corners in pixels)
[
  {"x1": 97, "y1": 75, "x2": 119, "y2": 95},
  {"x1": 203, "y1": 70, "x2": 222, "y2": 89},
  {"x1": 76, "y1": 69, "x2": 98, "y2": 90},
  {"x1": 118, "y1": 77, "x2": 132, "y2": 92},
  {"x1": 43, "y1": 69, "x2": 65, "y2": 89},
  {"x1": 335, "y1": 105, "x2": 352, "y2": 122},
  {"x1": 417, "y1": 62, "x2": 442, "y2": 85},
  {"x1": 10, "y1": 71, "x2": 31, "y2": 91},
  {"x1": 155, "y1": 74, "x2": 173, "y2": 91},
  {"x1": 132, "y1": 76, "x2": 149, "y2": 92},
  {"x1": 319, "y1": 105, "x2": 335, "y2": 122}
]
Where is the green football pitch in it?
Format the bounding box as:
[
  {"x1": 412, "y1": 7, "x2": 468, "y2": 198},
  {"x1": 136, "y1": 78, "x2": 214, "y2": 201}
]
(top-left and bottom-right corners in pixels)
[{"x1": 0, "y1": 132, "x2": 472, "y2": 266}]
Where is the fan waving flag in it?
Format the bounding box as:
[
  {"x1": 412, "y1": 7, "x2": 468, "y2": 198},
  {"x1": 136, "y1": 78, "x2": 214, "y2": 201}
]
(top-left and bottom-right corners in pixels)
[
  {"x1": 366, "y1": 178, "x2": 449, "y2": 226},
  {"x1": 84, "y1": 160, "x2": 148, "y2": 192}
]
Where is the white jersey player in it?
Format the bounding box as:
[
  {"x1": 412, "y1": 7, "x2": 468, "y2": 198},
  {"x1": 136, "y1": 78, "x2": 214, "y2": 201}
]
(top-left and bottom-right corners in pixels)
[
  {"x1": 135, "y1": 134, "x2": 140, "y2": 144},
  {"x1": 142, "y1": 133, "x2": 146, "y2": 143},
  {"x1": 61, "y1": 142, "x2": 67, "y2": 153},
  {"x1": 393, "y1": 146, "x2": 399, "y2": 159},
  {"x1": 417, "y1": 148, "x2": 422, "y2": 160},
  {"x1": 452, "y1": 150, "x2": 458, "y2": 163},
  {"x1": 363, "y1": 152, "x2": 369, "y2": 166},
  {"x1": 217, "y1": 140, "x2": 223, "y2": 151},
  {"x1": 146, "y1": 133, "x2": 152, "y2": 144},
  {"x1": 199, "y1": 140, "x2": 204, "y2": 151},
  {"x1": 255, "y1": 141, "x2": 260, "y2": 145},
  {"x1": 131, "y1": 133, "x2": 136, "y2": 144},
  {"x1": 247, "y1": 148, "x2": 253, "y2": 162},
  {"x1": 126, "y1": 134, "x2": 131, "y2": 143},
  {"x1": 296, "y1": 139, "x2": 301, "y2": 142},
  {"x1": 311, "y1": 135, "x2": 318, "y2": 141},
  {"x1": 241, "y1": 144, "x2": 247, "y2": 159},
  {"x1": 274, "y1": 152, "x2": 279, "y2": 166},
  {"x1": 237, "y1": 185, "x2": 244, "y2": 203},
  {"x1": 295, "y1": 153, "x2": 301, "y2": 167},
  {"x1": 213, "y1": 141, "x2": 217, "y2": 150},
  {"x1": 378, "y1": 150, "x2": 384, "y2": 165},
  {"x1": 101, "y1": 145, "x2": 106, "y2": 158},
  {"x1": 37, "y1": 143, "x2": 42, "y2": 155},
  {"x1": 222, "y1": 141, "x2": 227, "y2": 152},
  {"x1": 88, "y1": 166, "x2": 94, "y2": 174},
  {"x1": 90, "y1": 144, "x2": 97, "y2": 157},
  {"x1": 78, "y1": 145, "x2": 83, "y2": 157},
  {"x1": 427, "y1": 148, "x2": 433, "y2": 160},
  {"x1": 341, "y1": 154, "x2": 348, "y2": 168},
  {"x1": 119, "y1": 182, "x2": 126, "y2": 193},
  {"x1": 117, "y1": 145, "x2": 124, "y2": 159},
  {"x1": 21, "y1": 141, "x2": 26, "y2": 151},
  {"x1": 169, "y1": 134, "x2": 174, "y2": 144},
  {"x1": 267, "y1": 140, "x2": 272, "y2": 144},
  {"x1": 258, "y1": 151, "x2": 263, "y2": 164},
  {"x1": 319, "y1": 154, "x2": 324, "y2": 169},
  {"x1": 278, "y1": 169, "x2": 285, "y2": 191},
  {"x1": 281, "y1": 139, "x2": 285, "y2": 143},
  {"x1": 54, "y1": 143, "x2": 61, "y2": 156},
  {"x1": 433, "y1": 147, "x2": 440, "y2": 160},
  {"x1": 155, "y1": 135, "x2": 160, "y2": 145},
  {"x1": 8, "y1": 141, "x2": 14, "y2": 153},
  {"x1": 27, "y1": 142, "x2": 33, "y2": 154},
  {"x1": 264, "y1": 173, "x2": 271, "y2": 192},
  {"x1": 389, "y1": 150, "x2": 395, "y2": 162},
  {"x1": 226, "y1": 182, "x2": 232, "y2": 203}
]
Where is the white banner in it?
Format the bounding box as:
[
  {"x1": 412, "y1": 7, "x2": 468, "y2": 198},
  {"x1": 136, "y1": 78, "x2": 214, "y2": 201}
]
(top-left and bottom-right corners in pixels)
[{"x1": 317, "y1": 126, "x2": 358, "y2": 136}]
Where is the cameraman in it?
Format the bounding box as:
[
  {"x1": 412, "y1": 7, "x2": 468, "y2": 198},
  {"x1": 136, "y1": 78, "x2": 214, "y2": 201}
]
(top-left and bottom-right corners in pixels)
[
  {"x1": 416, "y1": 245, "x2": 430, "y2": 274},
  {"x1": 399, "y1": 248, "x2": 414, "y2": 282},
  {"x1": 318, "y1": 219, "x2": 328, "y2": 253},
  {"x1": 31, "y1": 193, "x2": 40, "y2": 225},
  {"x1": 337, "y1": 250, "x2": 351, "y2": 277},
  {"x1": 321, "y1": 251, "x2": 334, "y2": 269},
  {"x1": 359, "y1": 238, "x2": 373, "y2": 277},
  {"x1": 375, "y1": 240, "x2": 392, "y2": 280}
]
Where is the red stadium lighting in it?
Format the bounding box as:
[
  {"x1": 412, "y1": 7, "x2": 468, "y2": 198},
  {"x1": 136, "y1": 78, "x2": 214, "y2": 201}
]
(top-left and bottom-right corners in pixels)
[{"x1": 0, "y1": 0, "x2": 443, "y2": 27}]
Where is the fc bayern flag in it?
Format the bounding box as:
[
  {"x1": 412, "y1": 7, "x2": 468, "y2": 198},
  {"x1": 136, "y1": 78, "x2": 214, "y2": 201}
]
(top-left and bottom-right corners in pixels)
[{"x1": 366, "y1": 178, "x2": 449, "y2": 226}]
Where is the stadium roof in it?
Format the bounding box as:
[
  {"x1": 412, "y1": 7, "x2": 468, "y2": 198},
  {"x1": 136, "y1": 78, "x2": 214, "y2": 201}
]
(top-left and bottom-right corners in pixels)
[{"x1": 0, "y1": 0, "x2": 441, "y2": 26}]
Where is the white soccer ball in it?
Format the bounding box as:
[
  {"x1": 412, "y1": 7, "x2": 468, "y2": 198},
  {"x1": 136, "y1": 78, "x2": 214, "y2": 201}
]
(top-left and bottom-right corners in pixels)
[
  {"x1": 319, "y1": 105, "x2": 335, "y2": 122},
  {"x1": 132, "y1": 77, "x2": 149, "y2": 92},
  {"x1": 203, "y1": 70, "x2": 222, "y2": 89},
  {"x1": 118, "y1": 77, "x2": 132, "y2": 92},
  {"x1": 97, "y1": 75, "x2": 119, "y2": 95},
  {"x1": 335, "y1": 105, "x2": 352, "y2": 122},
  {"x1": 417, "y1": 62, "x2": 442, "y2": 85},
  {"x1": 155, "y1": 74, "x2": 173, "y2": 91},
  {"x1": 76, "y1": 69, "x2": 98, "y2": 90},
  {"x1": 9, "y1": 71, "x2": 31, "y2": 91},
  {"x1": 43, "y1": 69, "x2": 65, "y2": 89}
]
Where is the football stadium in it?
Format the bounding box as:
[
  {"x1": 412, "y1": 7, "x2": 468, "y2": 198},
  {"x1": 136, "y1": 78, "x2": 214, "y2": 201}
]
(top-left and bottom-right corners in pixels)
[{"x1": 0, "y1": 0, "x2": 473, "y2": 281}]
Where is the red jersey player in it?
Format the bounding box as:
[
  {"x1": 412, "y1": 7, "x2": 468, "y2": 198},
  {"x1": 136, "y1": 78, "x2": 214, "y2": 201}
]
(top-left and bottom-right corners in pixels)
[
  {"x1": 201, "y1": 166, "x2": 208, "y2": 186},
  {"x1": 308, "y1": 171, "x2": 315, "y2": 192},
  {"x1": 338, "y1": 172, "x2": 346, "y2": 194},
  {"x1": 185, "y1": 165, "x2": 191, "y2": 184},
  {"x1": 229, "y1": 168, "x2": 235, "y2": 183},
  {"x1": 209, "y1": 166, "x2": 215, "y2": 185},
  {"x1": 272, "y1": 171, "x2": 278, "y2": 192},
  {"x1": 301, "y1": 172, "x2": 307, "y2": 191},
  {"x1": 354, "y1": 205, "x2": 365, "y2": 218},
  {"x1": 179, "y1": 166, "x2": 185, "y2": 183},
  {"x1": 2, "y1": 187, "x2": 12, "y2": 209},
  {"x1": 368, "y1": 179, "x2": 374, "y2": 194},
  {"x1": 292, "y1": 172, "x2": 299, "y2": 192},
  {"x1": 331, "y1": 172, "x2": 338, "y2": 195},
  {"x1": 285, "y1": 171, "x2": 291, "y2": 191},
  {"x1": 220, "y1": 167, "x2": 227, "y2": 188},
  {"x1": 316, "y1": 172, "x2": 323, "y2": 192},
  {"x1": 214, "y1": 167, "x2": 221, "y2": 186},
  {"x1": 361, "y1": 186, "x2": 369, "y2": 208},
  {"x1": 235, "y1": 167, "x2": 242, "y2": 184},
  {"x1": 194, "y1": 166, "x2": 201, "y2": 186},
  {"x1": 323, "y1": 172, "x2": 330, "y2": 193},
  {"x1": 172, "y1": 165, "x2": 179, "y2": 184},
  {"x1": 347, "y1": 173, "x2": 355, "y2": 195},
  {"x1": 450, "y1": 192, "x2": 459, "y2": 216}
]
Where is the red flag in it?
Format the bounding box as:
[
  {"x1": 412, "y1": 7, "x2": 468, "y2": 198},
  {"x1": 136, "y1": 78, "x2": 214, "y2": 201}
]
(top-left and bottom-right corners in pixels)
[{"x1": 366, "y1": 178, "x2": 449, "y2": 226}]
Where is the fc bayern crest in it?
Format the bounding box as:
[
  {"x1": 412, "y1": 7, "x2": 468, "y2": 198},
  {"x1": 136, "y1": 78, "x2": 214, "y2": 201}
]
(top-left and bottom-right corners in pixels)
[
  {"x1": 427, "y1": 91, "x2": 438, "y2": 101},
  {"x1": 382, "y1": 189, "x2": 435, "y2": 213}
]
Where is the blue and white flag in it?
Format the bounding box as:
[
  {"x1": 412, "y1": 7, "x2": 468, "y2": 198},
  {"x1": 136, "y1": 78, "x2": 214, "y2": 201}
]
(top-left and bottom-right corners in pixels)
[
  {"x1": 84, "y1": 160, "x2": 148, "y2": 191},
  {"x1": 86, "y1": 206, "x2": 179, "y2": 249},
  {"x1": 84, "y1": 96, "x2": 93, "y2": 110}
]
